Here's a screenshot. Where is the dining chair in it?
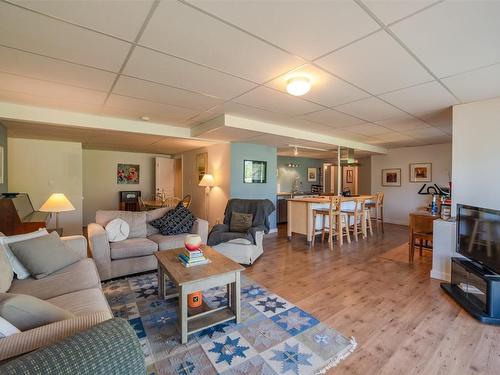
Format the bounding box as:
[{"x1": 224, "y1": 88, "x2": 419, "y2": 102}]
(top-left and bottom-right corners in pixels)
[
  {"x1": 181, "y1": 194, "x2": 192, "y2": 209},
  {"x1": 162, "y1": 196, "x2": 181, "y2": 208},
  {"x1": 137, "y1": 196, "x2": 147, "y2": 211},
  {"x1": 311, "y1": 195, "x2": 350, "y2": 249},
  {"x1": 408, "y1": 213, "x2": 435, "y2": 263}
]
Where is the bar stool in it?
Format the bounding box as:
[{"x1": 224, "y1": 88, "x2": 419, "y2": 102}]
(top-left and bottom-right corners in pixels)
[
  {"x1": 311, "y1": 196, "x2": 350, "y2": 249},
  {"x1": 342, "y1": 197, "x2": 366, "y2": 242},
  {"x1": 366, "y1": 192, "x2": 384, "y2": 233}
]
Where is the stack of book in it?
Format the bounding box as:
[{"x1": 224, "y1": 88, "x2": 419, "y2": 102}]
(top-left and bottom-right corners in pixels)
[{"x1": 178, "y1": 247, "x2": 210, "y2": 267}]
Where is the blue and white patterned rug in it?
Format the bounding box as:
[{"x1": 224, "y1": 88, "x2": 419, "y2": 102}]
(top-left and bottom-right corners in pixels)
[{"x1": 103, "y1": 272, "x2": 356, "y2": 374}]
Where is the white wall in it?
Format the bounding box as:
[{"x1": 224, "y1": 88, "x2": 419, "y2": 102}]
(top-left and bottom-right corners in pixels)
[
  {"x1": 82, "y1": 149, "x2": 167, "y2": 225},
  {"x1": 8, "y1": 138, "x2": 83, "y2": 235},
  {"x1": 180, "y1": 143, "x2": 231, "y2": 226},
  {"x1": 452, "y1": 97, "x2": 500, "y2": 212},
  {"x1": 371, "y1": 143, "x2": 452, "y2": 225}
]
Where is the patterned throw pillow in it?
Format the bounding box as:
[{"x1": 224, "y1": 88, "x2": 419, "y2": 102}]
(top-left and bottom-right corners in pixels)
[
  {"x1": 230, "y1": 212, "x2": 253, "y2": 232},
  {"x1": 150, "y1": 203, "x2": 196, "y2": 236}
]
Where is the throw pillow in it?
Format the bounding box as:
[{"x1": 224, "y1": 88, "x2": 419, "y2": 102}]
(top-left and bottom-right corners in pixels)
[
  {"x1": 8, "y1": 232, "x2": 80, "y2": 279},
  {"x1": 105, "y1": 218, "x2": 130, "y2": 242},
  {"x1": 150, "y1": 203, "x2": 196, "y2": 236},
  {"x1": 0, "y1": 229, "x2": 49, "y2": 280},
  {"x1": 0, "y1": 316, "x2": 20, "y2": 338},
  {"x1": 230, "y1": 212, "x2": 253, "y2": 233},
  {"x1": 0, "y1": 293, "x2": 74, "y2": 331}
]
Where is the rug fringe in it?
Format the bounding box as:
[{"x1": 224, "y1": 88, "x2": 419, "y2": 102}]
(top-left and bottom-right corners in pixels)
[{"x1": 315, "y1": 336, "x2": 357, "y2": 375}]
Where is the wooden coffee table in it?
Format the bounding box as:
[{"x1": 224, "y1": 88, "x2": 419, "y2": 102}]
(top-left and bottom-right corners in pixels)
[{"x1": 155, "y1": 246, "x2": 244, "y2": 344}]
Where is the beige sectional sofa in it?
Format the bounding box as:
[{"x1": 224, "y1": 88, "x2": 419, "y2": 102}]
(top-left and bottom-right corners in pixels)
[
  {"x1": 1, "y1": 235, "x2": 112, "y2": 362},
  {"x1": 88, "y1": 208, "x2": 208, "y2": 281}
]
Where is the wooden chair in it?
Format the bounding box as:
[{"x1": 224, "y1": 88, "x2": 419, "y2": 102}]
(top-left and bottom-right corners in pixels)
[
  {"x1": 408, "y1": 213, "x2": 436, "y2": 263},
  {"x1": 181, "y1": 194, "x2": 192, "y2": 209},
  {"x1": 363, "y1": 199, "x2": 374, "y2": 237},
  {"x1": 342, "y1": 197, "x2": 367, "y2": 242},
  {"x1": 366, "y1": 192, "x2": 384, "y2": 233},
  {"x1": 162, "y1": 196, "x2": 181, "y2": 208},
  {"x1": 311, "y1": 196, "x2": 350, "y2": 249}
]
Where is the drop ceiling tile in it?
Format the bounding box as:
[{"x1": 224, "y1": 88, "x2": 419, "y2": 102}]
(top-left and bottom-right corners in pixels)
[
  {"x1": 442, "y1": 63, "x2": 500, "y2": 103},
  {"x1": 187, "y1": 0, "x2": 380, "y2": 60},
  {"x1": 113, "y1": 76, "x2": 222, "y2": 111},
  {"x1": 103, "y1": 94, "x2": 199, "y2": 125},
  {"x1": 300, "y1": 109, "x2": 365, "y2": 128},
  {"x1": 345, "y1": 123, "x2": 393, "y2": 136},
  {"x1": 379, "y1": 81, "x2": 458, "y2": 114},
  {"x1": 316, "y1": 30, "x2": 433, "y2": 94},
  {"x1": 233, "y1": 87, "x2": 323, "y2": 116},
  {"x1": 266, "y1": 64, "x2": 369, "y2": 107},
  {"x1": 0, "y1": 46, "x2": 116, "y2": 91},
  {"x1": 0, "y1": 71, "x2": 107, "y2": 105},
  {"x1": 402, "y1": 126, "x2": 447, "y2": 139},
  {"x1": 334, "y1": 97, "x2": 406, "y2": 122},
  {"x1": 374, "y1": 132, "x2": 415, "y2": 142},
  {"x1": 362, "y1": 0, "x2": 439, "y2": 25},
  {"x1": 11, "y1": 0, "x2": 154, "y2": 41},
  {"x1": 375, "y1": 115, "x2": 430, "y2": 131},
  {"x1": 124, "y1": 47, "x2": 256, "y2": 99},
  {"x1": 139, "y1": 1, "x2": 304, "y2": 83},
  {"x1": 391, "y1": 1, "x2": 500, "y2": 77},
  {"x1": 0, "y1": 2, "x2": 131, "y2": 72}
]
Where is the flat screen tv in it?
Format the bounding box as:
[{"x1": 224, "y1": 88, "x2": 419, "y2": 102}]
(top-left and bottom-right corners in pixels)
[{"x1": 457, "y1": 204, "x2": 500, "y2": 274}]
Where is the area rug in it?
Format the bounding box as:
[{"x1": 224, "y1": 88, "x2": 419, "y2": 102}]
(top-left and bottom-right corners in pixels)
[{"x1": 103, "y1": 273, "x2": 356, "y2": 374}]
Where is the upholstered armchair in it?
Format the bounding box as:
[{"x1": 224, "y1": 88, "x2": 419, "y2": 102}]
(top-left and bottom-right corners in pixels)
[{"x1": 207, "y1": 199, "x2": 275, "y2": 265}]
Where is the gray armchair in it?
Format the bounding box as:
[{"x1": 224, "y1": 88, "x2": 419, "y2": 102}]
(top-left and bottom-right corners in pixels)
[{"x1": 208, "y1": 199, "x2": 275, "y2": 265}]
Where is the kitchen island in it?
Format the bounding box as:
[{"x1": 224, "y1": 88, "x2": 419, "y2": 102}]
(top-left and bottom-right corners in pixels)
[{"x1": 287, "y1": 195, "x2": 375, "y2": 243}]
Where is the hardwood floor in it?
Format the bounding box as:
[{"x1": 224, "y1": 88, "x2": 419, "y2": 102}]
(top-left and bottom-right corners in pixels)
[{"x1": 244, "y1": 224, "x2": 500, "y2": 375}]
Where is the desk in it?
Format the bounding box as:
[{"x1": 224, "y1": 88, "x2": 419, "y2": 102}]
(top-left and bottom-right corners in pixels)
[{"x1": 287, "y1": 195, "x2": 375, "y2": 243}]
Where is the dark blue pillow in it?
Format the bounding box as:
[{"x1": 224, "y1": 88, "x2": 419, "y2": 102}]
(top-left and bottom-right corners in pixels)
[{"x1": 150, "y1": 203, "x2": 196, "y2": 236}]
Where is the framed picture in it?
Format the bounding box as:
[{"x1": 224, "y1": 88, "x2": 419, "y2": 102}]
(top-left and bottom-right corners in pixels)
[
  {"x1": 0, "y1": 146, "x2": 3, "y2": 184},
  {"x1": 346, "y1": 169, "x2": 354, "y2": 183},
  {"x1": 307, "y1": 167, "x2": 317, "y2": 182},
  {"x1": 196, "y1": 152, "x2": 208, "y2": 183},
  {"x1": 410, "y1": 163, "x2": 432, "y2": 182},
  {"x1": 117, "y1": 163, "x2": 140, "y2": 184},
  {"x1": 381, "y1": 168, "x2": 401, "y2": 187},
  {"x1": 244, "y1": 160, "x2": 267, "y2": 183}
]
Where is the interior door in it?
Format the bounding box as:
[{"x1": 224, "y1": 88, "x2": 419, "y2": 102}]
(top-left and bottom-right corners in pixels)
[{"x1": 155, "y1": 157, "x2": 175, "y2": 197}]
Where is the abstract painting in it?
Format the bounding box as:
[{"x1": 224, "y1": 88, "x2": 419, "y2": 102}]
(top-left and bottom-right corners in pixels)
[{"x1": 117, "y1": 163, "x2": 140, "y2": 184}]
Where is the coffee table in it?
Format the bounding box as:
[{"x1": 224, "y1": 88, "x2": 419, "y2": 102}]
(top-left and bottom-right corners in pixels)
[{"x1": 155, "y1": 246, "x2": 244, "y2": 344}]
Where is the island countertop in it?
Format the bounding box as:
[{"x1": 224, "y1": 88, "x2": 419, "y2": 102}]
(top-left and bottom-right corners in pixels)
[{"x1": 287, "y1": 195, "x2": 374, "y2": 203}]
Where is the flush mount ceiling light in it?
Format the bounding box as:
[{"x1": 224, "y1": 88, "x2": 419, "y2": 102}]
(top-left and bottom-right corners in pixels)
[{"x1": 286, "y1": 76, "x2": 311, "y2": 96}]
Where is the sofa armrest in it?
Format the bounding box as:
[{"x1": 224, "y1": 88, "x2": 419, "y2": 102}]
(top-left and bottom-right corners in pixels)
[
  {"x1": 0, "y1": 318, "x2": 145, "y2": 375},
  {"x1": 191, "y1": 218, "x2": 209, "y2": 244},
  {"x1": 61, "y1": 235, "x2": 87, "y2": 259},
  {"x1": 87, "y1": 223, "x2": 112, "y2": 281},
  {"x1": 0, "y1": 312, "x2": 111, "y2": 362}
]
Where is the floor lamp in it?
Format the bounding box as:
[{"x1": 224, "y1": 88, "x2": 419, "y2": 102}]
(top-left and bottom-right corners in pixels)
[{"x1": 199, "y1": 174, "x2": 215, "y2": 222}]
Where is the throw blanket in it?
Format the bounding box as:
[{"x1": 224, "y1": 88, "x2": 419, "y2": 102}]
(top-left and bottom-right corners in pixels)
[{"x1": 207, "y1": 199, "x2": 275, "y2": 246}]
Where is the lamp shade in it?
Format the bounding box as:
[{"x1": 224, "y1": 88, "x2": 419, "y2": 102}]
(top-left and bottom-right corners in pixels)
[
  {"x1": 198, "y1": 174, "x2": 215, "y2": 187},
  {"x1": 39, "y1": 193, "x2": 75, "y2": 213}
]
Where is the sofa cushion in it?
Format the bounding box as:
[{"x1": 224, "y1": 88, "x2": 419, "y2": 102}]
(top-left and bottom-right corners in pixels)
[
  {"x1": 9, "y1": 232, "x2": 80, "y2": 279},
  {"x1": 47, "y1": 288, "x2": 111, "y2": 316},
  {"x1": 0, "y1": 245, "x2": 13, "y2": 293},
  {"x1": 0, "y1": 229, "x2": 49, "y2": 280},
  {"x1": 0, "y1": 293, "x2": 74, "y2": 331},
  {"x1": 110, "y1": 238, "x2": 157, "y2": 260},
  {"x1": 150, "y1": 204, "x2": 196, "y2": 236},
  {"x1": 148, "y1": 233, "x2": 186, "y2": 251},
  {"x1": 8, "y1": 259, "x2": 101, "y2": 301},
  {"x1": 95, "y1": 210, "x2": 147, "y2": 238},
  {"x1": 146, "y1": 207, "x2": 171, "y2": 236}
]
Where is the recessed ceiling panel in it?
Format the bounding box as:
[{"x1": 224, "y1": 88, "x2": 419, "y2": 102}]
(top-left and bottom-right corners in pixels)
[
  {"x1": 300, "y1": 109, "x2": 365, "y2": 128},
  {"x1": 334, "y1": 97, "x2": 406, "y2": 122},
  {"x1": 362, "y1": 0, "x2": 439, "y2": 25},
  {"x1": 375, "y1": 115, "x2": 430, "y2": 131}
]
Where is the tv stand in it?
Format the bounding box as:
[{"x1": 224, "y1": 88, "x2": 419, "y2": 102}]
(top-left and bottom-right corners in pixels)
[{"x1": 441, "y1": 257, "x2": 500, "y2": 325}]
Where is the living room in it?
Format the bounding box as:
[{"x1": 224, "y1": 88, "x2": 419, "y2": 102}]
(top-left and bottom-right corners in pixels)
[{"x1": 1, "y1": 1, "x2": 500, "y2": 374}]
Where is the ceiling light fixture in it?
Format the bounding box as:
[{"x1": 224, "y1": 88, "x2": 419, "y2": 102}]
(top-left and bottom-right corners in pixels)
[
  {"x1": 140, "y1": 116, "x2": 150, "y2": 122},
  {"x1": 293, "y1": 146, "x2": 299, "y2": 156},
  {"x1": 288, "y1": 144, "x2": 328, "y2": 152},
  {"x1": 286, "y1": 76, "x2": 311, "y2": 96}
]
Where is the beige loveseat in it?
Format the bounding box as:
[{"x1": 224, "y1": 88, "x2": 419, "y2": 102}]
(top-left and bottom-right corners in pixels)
[
  {"x1": 88, "y1": 208, "x2": 209, "y2": 281},
  {"x1": 1, "y1": 235, "x2": 112, "y2": 362}
]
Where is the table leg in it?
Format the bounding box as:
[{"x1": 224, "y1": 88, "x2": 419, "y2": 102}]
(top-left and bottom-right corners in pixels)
[
  {"x1": 230, "y1": 272, "x2": 241, "y2": 324},
  {"x1": 158, "y1": 265, "x2": 165, "y2": 300},
  {"x1": 179, "y1": 284, "x2": 188, "y2": 344}
]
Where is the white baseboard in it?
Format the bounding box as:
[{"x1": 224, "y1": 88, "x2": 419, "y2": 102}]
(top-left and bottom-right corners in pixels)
[{"x1": 430, "y1": 269, "x2": 450, "y2": 282}]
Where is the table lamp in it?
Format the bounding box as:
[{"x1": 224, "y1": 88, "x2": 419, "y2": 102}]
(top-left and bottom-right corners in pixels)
[
  {"x1": 199, "y1": 174, "x2": 215, "y2": 221},
  {"x1": 39, "y1": 193, "x2": 75, "y2": 233}
]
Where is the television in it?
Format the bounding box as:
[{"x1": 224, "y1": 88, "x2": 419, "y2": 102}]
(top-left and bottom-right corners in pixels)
[{"x1": 457, "y1": 204, "x2": 500, "y2": 274}]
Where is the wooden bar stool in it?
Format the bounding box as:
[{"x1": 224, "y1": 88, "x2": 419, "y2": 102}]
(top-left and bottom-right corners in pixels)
[
  {"x1": 311, "y1": 196, "x2": 350, "y2": 249},
  {"x1": 367, "y1": 192, "x2": 384, "y2": 233},
  {"x1": 342, "y1": 197, "x2": 366, "y2": 242}
]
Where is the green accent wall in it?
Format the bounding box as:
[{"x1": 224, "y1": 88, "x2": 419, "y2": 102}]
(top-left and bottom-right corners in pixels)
[
  {"x1": 230, "y1": 143, "x2": 277, "y2": 229},
  {"x1": 0, "y1": 124, "x2": 7, "y2": 193}
]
